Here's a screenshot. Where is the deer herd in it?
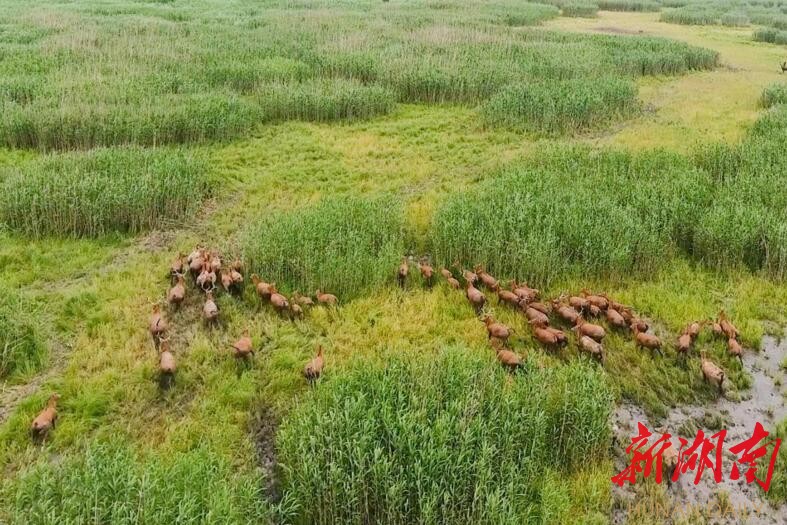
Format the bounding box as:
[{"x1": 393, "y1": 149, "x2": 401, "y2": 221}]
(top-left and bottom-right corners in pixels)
[
  {"x1": 398, "y1": 257, "x2": 738, "y2": 394},
  {"x1": 150, "y1": 247, "x2": 332, "y2": 386},
  {"x1": 30, "y1": 251, "x2": 742, "y2": 442}
]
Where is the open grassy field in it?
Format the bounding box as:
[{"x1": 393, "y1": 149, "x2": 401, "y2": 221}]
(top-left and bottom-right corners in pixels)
[{"x1": 1, "y1": 1, "x2": 787, "y2": 524}]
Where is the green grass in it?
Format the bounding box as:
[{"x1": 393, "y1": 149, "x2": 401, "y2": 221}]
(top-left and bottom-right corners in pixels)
[
  {"x1": 242, "y1": 195, "x2": 406, "y2": 300},
  {"x1": 482, "y1": 77, "x2": 638, "y2": 134},
  {"x1": 760, "y1": 83, "x2": 787, "y2": 108},
  {"x1": 0, "y1": 94, "x2": 262, "y2": 151},
  {"x1": 562, "y1": 3, "x2": 601, "y2": 17},
  {"x1": 0, "y1": 289, "x2": 45, "y2": 381},
  {"x1": 429, "y1": 147, "x2": 711, "y2": 286},
  {"x1": 660, "y1": 0, "x2": 787, "y2": 34},
  {"x1": 0, "y1": 4, "x2": 786, "y2": 522},
  {"x1": 720, "y1": 10, "x2": 750, "y2": 26},
  {"x1": 597, "y1": 0, "x2": 662, "y2": 12},
  {"x1": 437, "y1": 88, "x2": 787, "y2": 283},
  {"x1": 753, "y1": 27, "x2": 787, "y2": 44},
  {"x1": 770, "y1": 418, "x2": 787, "y2": 504},
  {"x1": 0, "y1": 147, "x2": 209, "y2": 237},
  {"x1": 0, "y1": 0, "x2": 718, "y2": 149},
  {"x1": 276, "y1": 347, "x2": 613, "y2": 525},
  {"x1": 1, "y1": 440, "x2": 270, "y2": 525},
  {"x1": 258, "y1": 80, "x2": 396, "y2": 123},
  {"x1": 661, "y1": 8, "x2": 721, "y2": 25}
]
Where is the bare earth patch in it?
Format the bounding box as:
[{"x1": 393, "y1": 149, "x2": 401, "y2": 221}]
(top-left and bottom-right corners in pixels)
[
  {"x1": 592, "y1": 25, "x2": 645, "y2": 35},
  {"x1": 251, "y1": 403, "x2": 282, "y2": 505}
]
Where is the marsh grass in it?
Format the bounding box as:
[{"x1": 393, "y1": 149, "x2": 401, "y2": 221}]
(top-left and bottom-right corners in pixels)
[
  {"x1": 720, "y1": 10, "x2": 749, "y2": 26},
  {"x1": 0, "y1": 147, "x2": 209, "y2": 237},
  {"x1": 661, "y1": 8, "x2": 721, "y2": 25},
  {"x1": 0, "y1": 289, "x2": 45, "y2": 381},
  {"x1": 435, "y1": 95, "x2": 787, "y2": 284},
  {"x1": 0, "y1": 0, "x2": 718, "y2": 148},
  {"x1": 2, "y1": 440, "x2": 270, "y2": 525},
  {"x1": 597, "y1": 0, "x2": 661, "y2": 11},
  {"x1": 242, "y1": 196, "x2": 406, "y2": 300},
  {"x1": 661, "y1": 0, "x2": 787, "y2": 32},
  {"x1": 258, "y1": 80, "x2": 396, "y2": 123},
  {"x1": 692, "y1": 136, "x2": 787, "y2": 280},
  {"x1": 276, "y1": 347, "x2": 613, "y2": 525},
  {"x1": 562, "y1": 2, "x2": 601, "y2": 17},
  {"x1": 760, "y1": 83, "x2": 787, "y2": 108},
  {"x1": 482, "y1": 77, "x2": 638, "y2": 134},
  {"x1": 430, "y1": 147, "x2": 712, "y2": 286},
  {"x1": 753, "y1": 27, "x2": 787, "y2": 44},
  {"x1": 770, "y1": 418, "x2": 787, "y2": 504}
]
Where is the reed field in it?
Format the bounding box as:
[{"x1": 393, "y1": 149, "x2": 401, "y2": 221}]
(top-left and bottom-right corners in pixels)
[
  {"x1": 0, "y1": 0, "x2": 717, "y2": 151},
  {"x1": 6, "y1": 441, "x2": 270, "y2": 524},
  {"x1": 482, "y1": 77, "x2": 639, "y2": 133},
  {"x1": 242, "y1": 196, "x2": 405, "y2": 300},
  {"x1": 431, "y1": 104, "x2": 787, "y2": 285},
  {"x1": 0, "y1": 147, "x2": 208, "y2": 237},
  {"x1": 0, "y1": 289, "x2": 45, "y2": 381},
  {"x1": 659, "y1": 0, "x2": 787, "y2": 39},
  {"x1": 430, "y1": 148, "x2": 710, "y2": 285},
  {"x1": 754, "y1": 26, "x2": 787, "y2": 43},
  {"x1": 597, "y1": 0, "x2": 662, "y2": 11},
  {"x1": 760, "y1": 82, "x2": 787, "y2": 107},
  {"x1": 1, "y1": 1, "x2": 787, "y2": 524},
  {"x1": 561, "y1": 2, "x2": 601, "y2": 17},
  {"x1": 276, "y1": 348, "x2": 613, "y2": 524}
]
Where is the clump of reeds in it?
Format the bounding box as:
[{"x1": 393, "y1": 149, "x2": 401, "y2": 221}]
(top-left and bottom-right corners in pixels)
[
  {"x1": 242, "y1": 195, "x2": 406, "y2": 300},
  {"x1": 562, "y1": 3, "x2": 600, "y2": 17},
  {"x1": 481, "y1": 77, "x2": 638, "y2": 134},
  {"x1": 760, "y1": 83, "x2": 787, "y2": 108},
  {"x1": 430, "y1": 146, "x2": 713, "y2": 286},
  {"x1": 258, "y1": 79, "x2": 396, "y2": 123},
  {"x1": 0, "y1": 288, "x2": 45, "y2": 380},
  {"x1": 0, "y1": 147, "x2": 209, "y2": 237},
  {"x1": 597, "y1": 0, "x2": 661, "y2": 12},
  {"x1": 276, "y1": 347, "x2": 613, "y2": 524},
  {"x1": 6, "y1": 440, "x2": 270, "y2": 524}
]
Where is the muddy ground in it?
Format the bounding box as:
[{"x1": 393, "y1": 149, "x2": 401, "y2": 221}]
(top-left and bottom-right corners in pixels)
[{"x1": 612, "y1": 335, "x2": 787, "y2": 524}]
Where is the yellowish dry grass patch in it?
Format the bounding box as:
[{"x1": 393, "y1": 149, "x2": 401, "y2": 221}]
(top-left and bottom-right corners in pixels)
[{"x1": 544, "y1": 11, "x2": 785, "y2": 150}]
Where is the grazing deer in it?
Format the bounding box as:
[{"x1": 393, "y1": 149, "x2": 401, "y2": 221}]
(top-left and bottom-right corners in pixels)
[{"x1": 781, "y1": 61, "x2": 787, "y2": 73}]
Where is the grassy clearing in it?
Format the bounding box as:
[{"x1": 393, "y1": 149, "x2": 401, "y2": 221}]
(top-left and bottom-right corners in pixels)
[
  {"x1": 243, "y1": 196, "x2": 406, "y2": 300},
  {"x1": 0, "y1": 289, "x2": 45, "y2": 381},
  {"x1": 0, "y1": 147, "x2": 209, "y2": 237},
  {"x1": 2, "y1": 440, "x2": 269, "y2": 525},
  {"x1": 0, "y1": 0, "x2": 718, "y2": 149},
  {"x1": 276, "y1": 347, "x2": 613, "y2": 524}
]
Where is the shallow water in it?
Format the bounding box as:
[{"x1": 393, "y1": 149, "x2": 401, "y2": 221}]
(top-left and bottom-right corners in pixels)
[{"x1": 612, "y1": 335, "x2": 787, "y2": 524}]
